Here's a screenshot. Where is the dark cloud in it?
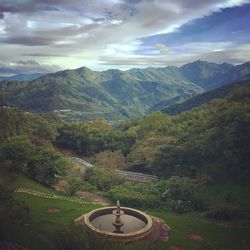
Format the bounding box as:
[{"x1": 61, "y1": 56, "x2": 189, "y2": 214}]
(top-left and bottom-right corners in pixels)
[
  {"x1": 22, "y1": 53, "x2": 68, "y2": 57},
  {"x1": 0, "y1": 0, "x2": 249, "y2": 71},
  {"x1": 0, "y1": 0, "x2": 80, "y2": 16},
  {"x1": 1, "y1": 36, "x2": 55, "y2": 46},
  {"x1": 0, "y1": 60, "x2": 60, "y2": 76}
]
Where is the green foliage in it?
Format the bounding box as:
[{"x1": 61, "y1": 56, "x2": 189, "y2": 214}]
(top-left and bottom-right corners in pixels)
[
  {"x1": 0, "y1": 64, "x2": 204, "y2": 120},
  {"x1": 56, "y1": 120, "x2": 135, "y2": 156},
  {"x1": 0, "y1": 136, "x2": 67, "y2": 185},
  {"x1": 54, "y1": 224, "x2": 120, "y2": 250},
  {"x1": 64, "y1": 179, "x2": 98, "y2": 196},
  {"x1": 84, "y1": 167, "x2": 124, "y2": 191},
  {"x1": 108, "y1": 186, "x2": 160, "y2": 208},
  {"x1": 0, "y1": 136, "x2": 35, "y2": 171},
  {"x1": 163, "y1": 77, "x2": 250, "y2": 115},
  {"x1": 26, "y1": 145, "x2": 67, "y2": 185},
  {"x1": 126, "y1": 86, "x2": 250, "y2": 179},
  {"x1": 108, "y1": 176, "x2": 204, "y2": 213},
  {"x1": 0, "y1": 107, "x2": 57, "y2": 142},
  {"x1": 155, "y1": 176, "x2": 194, "y2": 201},
  {"x1": 206, "y1": 208, "x2": 249, "y2": 221},
  {"x1": 0, "y1": 185, "x2": 30, "y2": 237}
]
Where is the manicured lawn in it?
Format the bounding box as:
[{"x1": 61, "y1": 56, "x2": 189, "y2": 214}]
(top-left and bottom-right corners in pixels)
[
  {"x1": 2, "y1": 172, "x2": 250, "y2": 250},
  {"x1": 1, "y1": 173, "x2": 100, "y2": 249},
  {"x1": 197, "y1": 179, "x2": 250, "y2": 211},
  {"x1": 150, "y1": 211, "x2": 250, "y2": 250}
]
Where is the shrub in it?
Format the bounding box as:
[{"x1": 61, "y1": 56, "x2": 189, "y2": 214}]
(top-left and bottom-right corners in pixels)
[
  {"x1": 108, "y1": 187, "x2": 161, "y2": 209},
  {"x1": 84, "y1": 167, "x2": 124, "y2": 191},
  {"x1": 206, "y1": 208, "x2": 248, "y2": 221}
]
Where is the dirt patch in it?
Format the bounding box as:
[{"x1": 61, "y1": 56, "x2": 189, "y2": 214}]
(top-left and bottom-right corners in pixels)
[
  {"x1": 76, "y1": 191, "x2": 111, "y2": 206},
  {"x1": 170, "y1": 245, "x2": 185, "y2": 250},
  {"x1": 187, "y1": 233, "x2": 203, "y2": 241},
  {"x1": 48, "y1": 208, "x2": 60, "y2": 213},
  {"x1": 51, "y1": 180, "x2": 69, "y2": 192}
]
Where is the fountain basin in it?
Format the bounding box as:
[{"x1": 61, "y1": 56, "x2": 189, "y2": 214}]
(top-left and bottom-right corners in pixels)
[{"x1": 84, "y1": 206, "x2": 154, "y2": 242}]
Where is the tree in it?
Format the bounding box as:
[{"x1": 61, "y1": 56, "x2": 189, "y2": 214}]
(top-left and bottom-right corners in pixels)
[
  {"x1": 94, "y1": 150, "x2": 125, "y2": 171},
  {"x1": 27, "y1": 146, "x2": 67, "y2": 185},
  {"x1": 0, "y1": 136, "x2": 35, "y2": 171}
]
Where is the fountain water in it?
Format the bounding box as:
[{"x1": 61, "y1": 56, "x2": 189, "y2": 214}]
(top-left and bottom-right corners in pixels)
[{"x1": 80, "y1": 200, "x2": 154, "y2": 242}]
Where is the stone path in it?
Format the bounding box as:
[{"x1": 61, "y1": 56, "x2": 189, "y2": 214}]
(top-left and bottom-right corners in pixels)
[{"x1": 15, "y1": 187, "x2": 92, "y2": 205}]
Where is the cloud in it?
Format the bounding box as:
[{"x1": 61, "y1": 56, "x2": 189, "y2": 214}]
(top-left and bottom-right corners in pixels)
[
  {"x1": 0, "y1": 60, "x2": 60, "y2": 75},
  {"x1": 22, "y1": 53, "x2": 68, "y2": 57},
  {"x1": 155, "y1": 44, "x2": 170, "y2": 55},
  {"x1": 0, "y1": 0, "x2": 249, "y2": 72},
  {"x1": 98, "y1": 42, "x2": 250, "y2": 68}
]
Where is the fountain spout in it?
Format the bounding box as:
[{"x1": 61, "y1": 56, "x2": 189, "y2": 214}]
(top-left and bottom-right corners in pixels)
[{"x1": 112, "y1": 200, "x2": 124, "y2": 233}]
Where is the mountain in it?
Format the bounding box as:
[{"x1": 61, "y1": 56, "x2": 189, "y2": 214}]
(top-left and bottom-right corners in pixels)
[
  {"x1": 0, "y1": 73, "x2": 46, "y2": 81},
  {"x1": 148, "y1": 91, "x2": 196, "y2": 113},
  {"x1": 0, "y1": 66, "x2": 202, "y2": 120},
  {"x1": 180, "y1": 60, "x2": 250, "y2": 90},
  {"x1": 1, "y1": 61, "x2": 250, "y2": 121},
  {"x1": 163, "y1": 75, "x2": 250, "y2": 115},
  {"x1": 180, "y1": 60, "x2": 234, "y2": 90}
]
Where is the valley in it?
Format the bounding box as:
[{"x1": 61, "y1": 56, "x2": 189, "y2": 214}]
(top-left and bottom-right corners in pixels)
[{"x1": 0, "y1": 76, "x2": 250, "y2": 249}]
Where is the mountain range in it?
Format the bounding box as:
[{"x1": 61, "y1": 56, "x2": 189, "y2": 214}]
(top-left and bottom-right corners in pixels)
[
  {"x1": 1, "y1": 60, "x2": 250, "y2": 120},
  {"x1": 0, "y1": 73, "x2": 45, "y2": 81},
  {"x1": 162, "y1": 74, "x2": 250, "y2": 115}
]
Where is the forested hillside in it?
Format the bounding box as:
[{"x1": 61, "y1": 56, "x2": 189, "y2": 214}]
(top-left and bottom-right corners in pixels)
[
  {"x1": 55, "y1": 85, "x2": 250, "y2": 180},
  {"x1": 163, "y1": 75, "x2": 250, "y2": 115},
  {"x1": 1, "y1": 83, "x2": 249, "y2": 250}
]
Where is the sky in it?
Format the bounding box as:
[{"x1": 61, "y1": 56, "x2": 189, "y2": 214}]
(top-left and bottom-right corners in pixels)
[{"x1": 0, "y1": 0, "x2": 250, "y2": 76}]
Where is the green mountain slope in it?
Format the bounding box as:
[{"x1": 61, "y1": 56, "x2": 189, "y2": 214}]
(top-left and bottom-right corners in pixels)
[
  {"x1": 0, "y1": 66, "x2": 202, "y2": 120},
  {"x1": 180, "y1": 60, "x2": 250, "y2": 90},
  {"x1": 163, "y1": 75, "x2": 250, "y2": 115},
  {"x1": 1, "y1": 61, "x2": 250, "y2": 120}
]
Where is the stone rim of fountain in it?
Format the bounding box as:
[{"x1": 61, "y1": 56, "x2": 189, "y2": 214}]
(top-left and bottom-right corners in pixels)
[{"x1": 84, "y1": 206, "x2": 154, "y2": 241}]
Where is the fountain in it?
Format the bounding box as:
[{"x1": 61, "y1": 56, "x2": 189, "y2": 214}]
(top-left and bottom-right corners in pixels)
[
  {"x1": 112, "y1": 200, "x2": 124, "y2": 233},
  {"x1": 76, "y1": 200, "x2": 156, "y2": 242}
]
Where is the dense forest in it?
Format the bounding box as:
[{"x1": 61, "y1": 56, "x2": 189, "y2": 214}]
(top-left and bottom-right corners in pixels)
[{"x1": 56, "y1": 85, "x2": 250, "y2": 180}]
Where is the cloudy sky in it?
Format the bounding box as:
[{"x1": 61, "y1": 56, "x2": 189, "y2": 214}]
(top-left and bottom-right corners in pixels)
[{"x1": 0, "y1": 0, "x2": 250, "y2": 75}]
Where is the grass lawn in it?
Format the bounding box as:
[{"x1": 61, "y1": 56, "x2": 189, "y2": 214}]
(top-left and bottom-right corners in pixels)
[
  {"x1": 197, "y1": 179, "x2": 250, "y2": 211},
  {"x1": 149, "y1": 211, "x2": 250, "y2": 250},
  {"x1": 1, "y1": 172, "x2": 100, "y2": 249},
  {"x1": 1, "y1": 170, "x2": 250, "y2": 250}
]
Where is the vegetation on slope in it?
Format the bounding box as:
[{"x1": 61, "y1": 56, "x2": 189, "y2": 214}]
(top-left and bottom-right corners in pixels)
[
  {"x1": 0, "y1": 83, "x2": 250, "y2": 249},
  {"x1": 1, "y1": 60, "x2": 250, "y2": 121},
  {"x1": 163, "y1": 76, "x2": 250, "y2": 115}
]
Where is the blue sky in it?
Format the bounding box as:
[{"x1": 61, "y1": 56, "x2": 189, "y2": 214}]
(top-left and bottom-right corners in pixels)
[{"x1": 0, "y1": 0, "x2": 249, "y2": 75}]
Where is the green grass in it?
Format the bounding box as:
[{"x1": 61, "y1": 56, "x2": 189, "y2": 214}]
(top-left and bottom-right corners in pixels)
[
  {"x1": 2, "y1": 170, "x2": 250, "y2": 250},
  {"x1": 1, "y1": 171, "x2": 100, "y2": 249},
  {"x1": 197, "y1": 179, "x2": 250, "y2": 211},
  {"x1": 14, "y1": 193, "x2": 99, "y2": 236},
  {"x1": 150, "y1": 211, "x2": 250, "y2": 250}
]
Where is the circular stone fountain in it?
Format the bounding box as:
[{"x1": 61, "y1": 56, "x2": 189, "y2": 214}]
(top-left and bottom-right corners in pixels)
[{"x1": 82, "y1": 201, "x2": 154, "y2": 242}]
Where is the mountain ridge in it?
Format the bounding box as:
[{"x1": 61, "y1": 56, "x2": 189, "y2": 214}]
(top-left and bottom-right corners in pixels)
[
  {"x1": 162, "y1": 74, "x2": 250, "y2": 115},
  {"x1": 1, "y1": 60, "x2": 250, "y2": 120}
]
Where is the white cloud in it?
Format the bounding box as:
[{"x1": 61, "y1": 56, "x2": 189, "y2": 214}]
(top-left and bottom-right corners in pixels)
[{"x1": 0, "y1": 0, "x2": 249, "y2": 73}]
